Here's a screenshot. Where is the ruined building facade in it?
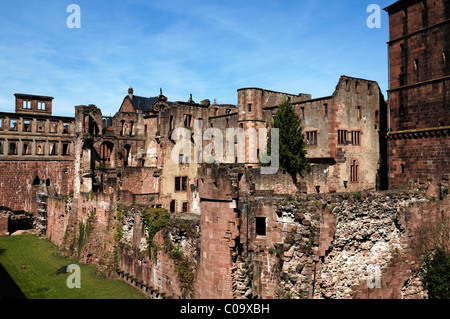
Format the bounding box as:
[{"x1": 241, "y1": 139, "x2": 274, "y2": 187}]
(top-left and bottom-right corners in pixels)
[
  {"x1": 0, "y1": 0, "x2": 449, "y2": 299},
  {"x1": 385, "y1": 0, "x2": 450, "y2": 189},
  {"x1": 0, "y1": 94, "x2": 75, "y2": 235}
]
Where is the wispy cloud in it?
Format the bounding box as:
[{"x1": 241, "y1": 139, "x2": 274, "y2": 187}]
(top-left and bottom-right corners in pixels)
[{"x1": 0, "y1": 0, "x2": 391, "y2": 116}]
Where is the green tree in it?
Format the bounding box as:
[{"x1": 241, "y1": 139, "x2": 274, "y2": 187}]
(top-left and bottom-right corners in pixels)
[
  {"x1": 265, "y1": 99, "x2": 310, "y2": 181},
  {"x1": 422, "y1": 248, "x2": 450, "y2": 299}
]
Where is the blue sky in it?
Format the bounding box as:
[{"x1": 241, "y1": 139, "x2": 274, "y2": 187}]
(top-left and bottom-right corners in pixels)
[{"x1": 0, "y1": 0, "x2": 393, "y2": 117}]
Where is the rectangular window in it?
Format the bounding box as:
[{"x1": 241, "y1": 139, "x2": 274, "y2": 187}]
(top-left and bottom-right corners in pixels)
[
  {"x1": 22, "y1": 101, "x2": 31, "y2": 109},
  {"x1": 255, "y1": 217, "x2": 266, "y2": 236},
  {"x1": 169, "y1": 115, "x2": 174, "y2": 131},
  {"x1": 357, "y1": 106, "x2": 362, "y2": 120},
  {"x1": 63, "y1": 122, "x2": 70, "y2": 134},
  {"x1": 184, "y1": 114, "x2": 193, "y2": 128},
  {"x1": 50, "y1": 121, "x2": 58, "y2": 133},
  {"x1": 129, "y1": 121, "x2": 134, "y2": 136},
  {"x1": 49, "y1": 142, "x2": 58, "y2": 156},
  {"x1": 248, "y1": 103, "x2": 252, "y2": 113},
  {"x1": 37, "y1": 102, "x2": 46, "y2": 110},
  {"x1": 23, "y1": 120, "x2": 31, "y2": 132},
  {"x1": 306, "y1": 131, "x2": 317, "y2": 145},
  {"x1": 197, "y1": 118, "x2": 203, "y2": 129},
  {"x1": 351, "y1": 131, "x2": 360, "y2": 145},
  {"x1": 175, "y1": 177, "x2": 181, "y2": 192},
  {"x1": 0, "y1": 140, "x2": 3, "y2": 155},
  {"x1": 23, "y1": 141, "x2": 32, "y2": 155},
  {"x1": 36, "y1": 141, "x2": 45, "y2": 155},
  {"x1": 323, "y1": 104, "x2": 328, "y2": 117},
  {"x1": 62, "y1": 143, "x2": 70, "y2": 156},
  {"x1": 338, "y1": 130, "x2": 347, "y2": 144},
  {"x1": 9, "y1": 119, "x2": 18, "y2": 131},
  {"x1": 182, "y1": 177, "x2": 187, "y2": 191},
  {"x1": 301, "y1": 107, "x2": 305, "y2": 119},
  {"x1": 350, "y1": 160, "x2": 359, "y2": 183},
  {"x1": 37, "y1": 121, "x2": 45, "y2": 133},
  {"x1": 182, "y1": 202, "x2": 188, "y2": 213},
  {"x1": 175, "y1": 177, "x2": 188, "y2": 192},
  {"x1": 8, "y1": 141, "x2": 18, "y2": 155}
]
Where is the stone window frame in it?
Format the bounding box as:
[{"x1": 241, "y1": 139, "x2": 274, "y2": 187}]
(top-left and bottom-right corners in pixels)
[
  {"x1": 255, "y1": 217, "x2": 267, "y2": 237},
  {"x1": 338, "y1": 129, "x2": 348, "y2": 144},
  {"x1": 184, "y1": 114, "x2": 193, "y2": 128},
  {"x1": 306, "y1": 131, "x2": 318, "y2": 146},
  {"x1": 175, "y1": 176, "x2": 188, "y2": 192},
  {"x1": 8, "y1": 140, "x2": 18, "y2": 155},
  {"x1": 9, "y1": 119, "x2": 18, "y2": 131},
  {"x1": 182, "y1": 201, "x2": 188, "y2": 213},
  {"x1": 35, "y1": 141, "x2": 46, "y2": 156},
  {"x1": 37, "y1": 102, "x2": 46, "y2": 111},
  {"x1": 23, "y1": 119, "x2": 32, "y2": 132},
  {"x1": 49, "y1": 141, "x2": 59, "y2": 156},
  {"x1": 0, "y1": 139, "x2": 4, "y2": 155},
  {"x1": 62, "y1": 143, "x2": 71, "y2": 156},
  {"x1": 351, "y1": 130, "x2": 361, "y2": 146},
  {"x1": 63, "y1": 122, "x2": 70, "y2": 134},
  {"x1": 22, "y1": 100, "x2": 31, "y2": 109},
  {"x1": 49, "y1": 121, "x2": 59, "y2": 134},
  {"x1": 36, "y1": 120, "x2": 46, "y2": 133},
  {"x1": 22, "y1": 140, "x2": 33, "y2": 155},
  {"x1": 350, "y1": 159, "x2": 359, "y2": 183}
]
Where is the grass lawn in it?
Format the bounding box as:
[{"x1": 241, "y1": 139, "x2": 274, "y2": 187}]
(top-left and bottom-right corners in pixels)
[{"x1": 0, "y1": 235, "x2": 148, "y2": 299}]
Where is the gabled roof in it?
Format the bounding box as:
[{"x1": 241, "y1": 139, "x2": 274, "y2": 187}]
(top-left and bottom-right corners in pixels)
[
  {"x1": 124, "y1": 95, "x2": 174, "y2": 114},
  {"x1": 129, "y1": 95, "x2": 159, "y2": 112}
]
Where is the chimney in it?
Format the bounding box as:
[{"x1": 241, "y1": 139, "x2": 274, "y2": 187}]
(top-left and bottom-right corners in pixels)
[{"x1": 128, "y1": 86, "x2": 134, "y2": 100}]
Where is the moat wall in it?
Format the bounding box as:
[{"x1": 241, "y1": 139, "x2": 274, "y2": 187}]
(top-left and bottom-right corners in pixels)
[{"x1": 44, "y1": 168, "x2": 449, "y2": 299}]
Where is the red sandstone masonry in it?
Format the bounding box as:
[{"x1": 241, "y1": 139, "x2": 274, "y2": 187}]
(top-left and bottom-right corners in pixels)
[{"x1": 0, "y1": 161, "x2": 74, "y2": 214}]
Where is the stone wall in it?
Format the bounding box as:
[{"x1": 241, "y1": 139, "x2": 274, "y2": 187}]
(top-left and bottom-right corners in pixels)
[{"x1": 0, "y1": 160, "x2": 74, "y2": 214}]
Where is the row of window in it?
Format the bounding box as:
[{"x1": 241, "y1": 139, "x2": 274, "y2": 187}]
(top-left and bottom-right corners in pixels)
[
  {"x1": 300, "y1": 104, "x2": 364, "y2": 120},
  {"x1": 305, "y1": 130, "x2": 361, "y2": 145},
  {"x1": 0, "y1": 140, "x2": 71, "y2": 156},
  {"x1": 0, "y1": 118, "x2": 71, "y2": 134},
  {"x1": 22, "y1": 101, "x2": 47, "y2": 111}
]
